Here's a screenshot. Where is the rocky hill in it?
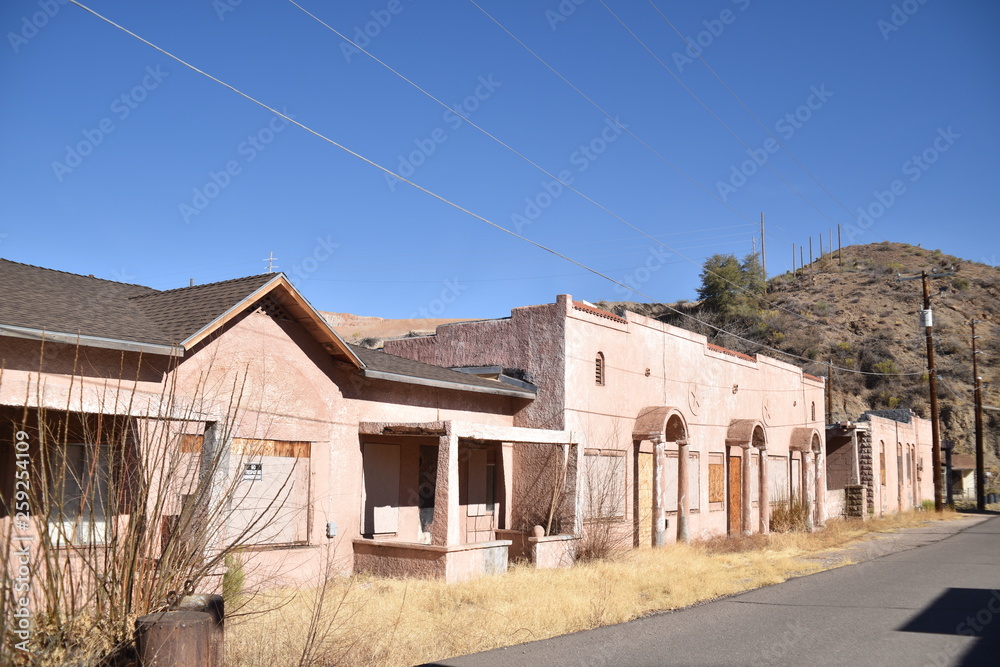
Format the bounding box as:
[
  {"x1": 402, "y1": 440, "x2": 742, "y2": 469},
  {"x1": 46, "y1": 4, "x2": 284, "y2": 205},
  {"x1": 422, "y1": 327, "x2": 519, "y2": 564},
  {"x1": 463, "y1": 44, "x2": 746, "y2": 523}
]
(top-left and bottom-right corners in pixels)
[
  {"x1": 322, "y1": 311, "x2": 475, "y2": 348},
  {"x1": 596, "y1": 242, "x2": 1000, "y2": 469}
]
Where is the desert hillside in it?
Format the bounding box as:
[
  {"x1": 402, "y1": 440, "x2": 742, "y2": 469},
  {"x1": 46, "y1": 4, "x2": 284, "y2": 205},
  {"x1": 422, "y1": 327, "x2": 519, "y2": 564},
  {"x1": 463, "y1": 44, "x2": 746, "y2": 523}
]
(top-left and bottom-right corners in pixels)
[{"x1": 322, "y1": 311, "x2": 475, "y2": 346}]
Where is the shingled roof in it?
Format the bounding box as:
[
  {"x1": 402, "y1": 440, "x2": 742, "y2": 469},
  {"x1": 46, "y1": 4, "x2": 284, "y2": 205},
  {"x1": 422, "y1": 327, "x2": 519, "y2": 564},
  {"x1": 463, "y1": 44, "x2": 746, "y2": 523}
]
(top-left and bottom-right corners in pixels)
[
  {"x1": 348, "y1": 344, "x2": 535, "y2": 398},
  {"x1": 0, "y1": 259, "x2": 529, "y2": 398},
  {"x1": 0, "y1": 259, "x2": 357, "y2": 363}
]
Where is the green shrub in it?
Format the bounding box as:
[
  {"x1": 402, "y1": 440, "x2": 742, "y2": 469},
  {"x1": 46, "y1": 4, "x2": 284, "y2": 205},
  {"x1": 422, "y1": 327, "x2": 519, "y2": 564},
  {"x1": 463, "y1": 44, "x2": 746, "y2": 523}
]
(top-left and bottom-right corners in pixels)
[
  {"x1": 873, "y1": 359, "x2": 898, "y2": 376},
  {"x1": 952, "y1": 277, "x2": 970, "y2": 290}
]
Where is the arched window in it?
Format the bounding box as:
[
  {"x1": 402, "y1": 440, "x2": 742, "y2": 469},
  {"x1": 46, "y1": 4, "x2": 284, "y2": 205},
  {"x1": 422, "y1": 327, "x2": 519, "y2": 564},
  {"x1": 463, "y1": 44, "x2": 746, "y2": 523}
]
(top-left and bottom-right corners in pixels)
[
  {"x1": 811, "y1": 401, "x2": 816, "y2": 421},
  {"x1": 595, "y1": 352, "x2": 605, "y2": 386}
]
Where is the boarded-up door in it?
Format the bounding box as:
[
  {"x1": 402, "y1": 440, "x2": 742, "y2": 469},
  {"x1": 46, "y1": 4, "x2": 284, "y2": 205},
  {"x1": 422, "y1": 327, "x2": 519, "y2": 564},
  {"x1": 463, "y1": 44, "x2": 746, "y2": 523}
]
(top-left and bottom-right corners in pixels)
[
  {"x1": 363, "y1": 443, "x2": 400, "y2": 535},
  {"x1": 728, "y1": 455, "x2": 742, "y2": 536},
  {"x1": 637, "y1": 451, "x2": 653, "y2": 547}
]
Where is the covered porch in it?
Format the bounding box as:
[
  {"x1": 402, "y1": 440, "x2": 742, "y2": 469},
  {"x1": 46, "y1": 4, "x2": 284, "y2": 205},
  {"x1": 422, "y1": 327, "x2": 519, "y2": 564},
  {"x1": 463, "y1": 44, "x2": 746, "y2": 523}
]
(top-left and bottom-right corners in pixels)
[{"x1": 354, "y1": 420, "x2": 579, "y2": 582}]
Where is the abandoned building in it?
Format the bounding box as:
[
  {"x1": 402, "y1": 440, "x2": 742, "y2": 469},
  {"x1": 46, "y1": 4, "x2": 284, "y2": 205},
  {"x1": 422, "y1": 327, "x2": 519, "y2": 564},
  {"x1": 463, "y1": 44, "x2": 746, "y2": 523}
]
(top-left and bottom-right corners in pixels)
[
  {"x1": 384, "y1": 294, "x2": 830, "y2": 547},
  {"x1": 825, "y1": 409, "x2": 935, "y2": 518},
  {"x1": 0, "y1": 259, "x2": 580, "y2": 587}
]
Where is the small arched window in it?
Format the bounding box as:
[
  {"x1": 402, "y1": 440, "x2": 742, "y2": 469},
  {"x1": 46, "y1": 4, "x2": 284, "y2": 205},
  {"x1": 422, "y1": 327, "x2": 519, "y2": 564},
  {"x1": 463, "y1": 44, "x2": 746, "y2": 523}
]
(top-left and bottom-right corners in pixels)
[
  {"x1": 811, "y1": 401, "x2": 816, "y2": 421},
  {"x1": 595, "y1": 352, "x2": 605, "y2": 386}
]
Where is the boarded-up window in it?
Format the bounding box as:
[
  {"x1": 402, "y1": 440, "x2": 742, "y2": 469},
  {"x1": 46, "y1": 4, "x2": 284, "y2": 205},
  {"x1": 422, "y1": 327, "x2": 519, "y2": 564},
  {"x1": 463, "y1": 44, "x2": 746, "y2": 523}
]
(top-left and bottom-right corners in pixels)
[
  {"x1": 791, "y1": 456, "x2": 801, "y2": 500},
  {"x1": 769, "y1": 455, "x2": 789, "y2": 504},
  {"x1": 467, "y1": 448, "x2": 496, "y2": 517},
  {"x1": 708, "y1": 453, "x2": 725, "y2": 505},
  {"x1": 362, "y1": 443, "x2": 399, "y2": 535},
  {"x1": 880, "y1": 442, "x2": 886, "y2": 486},
  {"x1": 665, "y1": 452, "x2": 679, "y2": 512},
  {"x1": 750, "y1": 452, "x2": 760, "y2": 507},
  {"x1": 582, "y1": 451, "x2": 624, "y2": 520},
  {"x1": 688, "y1": 452, "x2": 701, "y2": 511},
  {"x1": 229, "y1": 438, "x2": 311, "y2": 545},
  {"x1": 906, "y1": 446, "x2": 912, "y2": 482}
]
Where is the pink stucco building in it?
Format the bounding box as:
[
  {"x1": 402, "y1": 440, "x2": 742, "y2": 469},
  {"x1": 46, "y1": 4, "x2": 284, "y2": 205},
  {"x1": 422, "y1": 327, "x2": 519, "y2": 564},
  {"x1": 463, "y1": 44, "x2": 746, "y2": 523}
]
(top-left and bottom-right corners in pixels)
[
  {"x1": 826, "y1": 410, "x2": 935, "y2": 517},
  {"x1": 0, "y1": 260, "x2": 578, "y2": 593},
  {"x1": 384, "y1": 294, "x2": 829, "y2": 547}
]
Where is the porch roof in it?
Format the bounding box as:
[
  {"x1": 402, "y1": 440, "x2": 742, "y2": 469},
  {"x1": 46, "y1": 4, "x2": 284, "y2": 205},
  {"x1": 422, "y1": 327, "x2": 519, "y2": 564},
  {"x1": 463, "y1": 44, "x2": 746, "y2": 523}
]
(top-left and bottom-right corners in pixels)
[{"x1": 359, "y1": 420, "x2": 577, "y2": 445}]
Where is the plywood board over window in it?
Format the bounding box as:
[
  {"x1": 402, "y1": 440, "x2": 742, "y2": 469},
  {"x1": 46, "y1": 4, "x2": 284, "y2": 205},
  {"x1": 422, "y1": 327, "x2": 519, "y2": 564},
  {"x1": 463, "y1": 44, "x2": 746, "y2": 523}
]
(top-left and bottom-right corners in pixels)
[
  {"x1": 688, "y1": 452, "x2": 701, "y2": 512},
  {"x1": 229, "y1": 438, "x2": 312, "y2": 545},
  {"x1": 582, "y1": 450, "x2": 625, "y2": 520},
  {"x1": 750, "y1": 452, "x2": 760, "y2": 507},
  {"x1": 664, "y1": 452, "x2": 679, "y2": 512},
  {"x1": 769, "y1": 455, "x2": 789, "y2": 504},
  {"x1": 708, "y1": 453, "x2": 725, "y2": 508},
  {"x1": 467, "y1": 448, "x2": 496, "y2": 517}
]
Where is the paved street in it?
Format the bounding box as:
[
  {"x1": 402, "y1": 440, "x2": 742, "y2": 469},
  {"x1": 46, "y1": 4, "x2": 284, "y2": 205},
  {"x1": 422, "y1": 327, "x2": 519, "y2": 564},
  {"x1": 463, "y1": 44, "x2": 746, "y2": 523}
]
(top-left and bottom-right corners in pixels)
[{"x1": 425, "y1": 515, "x2": 1000, "y2": 667}]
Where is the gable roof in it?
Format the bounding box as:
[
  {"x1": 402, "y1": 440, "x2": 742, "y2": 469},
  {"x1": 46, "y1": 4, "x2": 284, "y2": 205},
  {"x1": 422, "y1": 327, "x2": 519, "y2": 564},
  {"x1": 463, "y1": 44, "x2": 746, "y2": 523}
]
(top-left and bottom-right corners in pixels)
[
  {"x1": 348, "y1": 344, "x2": 535, "y2": 399},
  {"x1": 0, "y1": 258, "x2": 361, "y2": 365}
]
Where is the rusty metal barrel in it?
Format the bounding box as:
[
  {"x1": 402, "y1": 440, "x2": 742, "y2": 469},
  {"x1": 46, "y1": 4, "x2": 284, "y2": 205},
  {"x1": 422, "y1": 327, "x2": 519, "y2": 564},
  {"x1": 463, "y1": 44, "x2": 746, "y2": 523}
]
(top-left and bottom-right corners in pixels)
[
  {"x1": 135, "y1": 610, "x2": 212, "y2": 666},
  {"x1": 177, "y1": 593, "x2": 225, "y2": 666}
]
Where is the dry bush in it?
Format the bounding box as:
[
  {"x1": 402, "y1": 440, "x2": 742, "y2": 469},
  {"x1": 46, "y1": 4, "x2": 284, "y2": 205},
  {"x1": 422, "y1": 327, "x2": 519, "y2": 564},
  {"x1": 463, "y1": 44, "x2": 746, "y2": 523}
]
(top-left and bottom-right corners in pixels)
[
  {"x1": 0, "y1": 344, "x2": 305, "y2": 665},
  {"x1": 769, "y1": 496, "x2": 810, "y2": 533}
]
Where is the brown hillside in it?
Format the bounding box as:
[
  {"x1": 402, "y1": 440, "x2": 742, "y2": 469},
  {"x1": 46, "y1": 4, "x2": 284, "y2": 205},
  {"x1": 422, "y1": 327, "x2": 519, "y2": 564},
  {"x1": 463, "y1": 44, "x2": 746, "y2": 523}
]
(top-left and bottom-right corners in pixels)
[
  {"x1": 597, "y1": 242, "x2": 1000, "y2": 476},
  {"x1": 322, "y1": 311, "x2": 475, "y2": 347}
]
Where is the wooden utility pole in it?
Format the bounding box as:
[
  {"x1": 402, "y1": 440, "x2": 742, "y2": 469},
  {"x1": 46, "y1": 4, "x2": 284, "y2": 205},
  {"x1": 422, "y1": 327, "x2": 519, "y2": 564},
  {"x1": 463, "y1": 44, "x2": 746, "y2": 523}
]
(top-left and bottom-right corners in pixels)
[
  {"x1": 800, "y1": 247, "x2": 805, "y2": 272},
  {"x1": 838, "y1": 224, "x2": 843, "y2": 266},
  {"x1": 792, "y1": 243, "x2": 796, "y2": 274},
  {"x1": 972, "y1": 319, "x2": 985, "y2": 511},
  {"x1": 760, "y1": 212, "x2": 767, "y2": 279},
  {"x1": 922, "y1": 272, "x2": 943, "y2": 511},
  {"x1": 819, "y1": 233, "x2": 824, "y2": 257}
]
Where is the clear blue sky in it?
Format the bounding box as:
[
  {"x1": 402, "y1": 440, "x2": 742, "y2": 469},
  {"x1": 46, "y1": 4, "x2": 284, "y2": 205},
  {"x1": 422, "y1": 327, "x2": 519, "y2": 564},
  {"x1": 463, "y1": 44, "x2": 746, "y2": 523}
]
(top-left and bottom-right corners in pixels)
[{"x1": 2, "y1": 0, "x2": 997, "y2": 319}]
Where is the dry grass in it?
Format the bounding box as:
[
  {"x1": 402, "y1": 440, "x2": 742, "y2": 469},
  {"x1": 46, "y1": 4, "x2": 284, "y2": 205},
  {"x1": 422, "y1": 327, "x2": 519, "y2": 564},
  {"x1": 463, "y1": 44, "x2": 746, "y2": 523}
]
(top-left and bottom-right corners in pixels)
[{"x1": 228, "y1": 510, "x2": 961, "y2": 667}]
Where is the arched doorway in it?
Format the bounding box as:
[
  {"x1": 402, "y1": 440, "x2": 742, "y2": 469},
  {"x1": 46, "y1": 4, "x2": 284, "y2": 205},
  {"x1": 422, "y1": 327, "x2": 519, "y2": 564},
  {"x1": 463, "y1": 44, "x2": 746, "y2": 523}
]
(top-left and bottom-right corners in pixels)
[{"x1": 633, "y1": 407, "x2": 689, "y2": 546}]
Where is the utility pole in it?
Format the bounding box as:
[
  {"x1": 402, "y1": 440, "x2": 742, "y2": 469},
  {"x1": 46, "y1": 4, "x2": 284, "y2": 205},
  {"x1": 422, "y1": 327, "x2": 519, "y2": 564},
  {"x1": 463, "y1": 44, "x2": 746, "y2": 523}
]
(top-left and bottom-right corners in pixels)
[
  {"x1": 792, "y1": 243, "x2": 796, "y2": 274},
  {"x1": 809, "y1": 237, "x2": 813, "y2": 265},
  {"x1": 922, "y1": 272, "x2": 943, "y2": 511},
  {"x1": 800, "y1": 247, "x2": 805, "y2": 273},
  {"x1": 972, "y1": 319, "x2": 985, "y2": 511},
  {"x1": 760, "y1": 212, "x2": 767, "y2": 280},
  {"x1": 819, "y1": 233, "x2": 824, "y2": 257},
  {"x1": 898, "y1": 270, "x2": 953, "y2": 511},
  {"x1": 838, "y1": 224, "x2": 843, "y2": 266}
]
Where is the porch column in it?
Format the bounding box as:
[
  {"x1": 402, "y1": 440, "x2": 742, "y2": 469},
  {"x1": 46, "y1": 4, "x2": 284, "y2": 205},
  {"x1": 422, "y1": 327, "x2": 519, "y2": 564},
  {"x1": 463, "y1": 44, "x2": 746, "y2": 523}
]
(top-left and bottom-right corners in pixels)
[
  {"x1": 652, "y1": 436, "x2": 667, "y2": 547},
  {"x1": 741, "y1": 446, "x2": 753, "y2": 535},
  {"x1": 501, "y1": 442, "x2": 514, "y2": 530},
  {"x1": 432, "y1": 430, "x2": 460, "y2": 546},
  {"x1": 815, "y1": 446, "x2": 827, "y2": 528},
  {"x1": 201, "y1": 421, "x2": 231, "y2": 555},
  {"x1": 759, "y1": 450, "x2": 770, "y2": 535},
  {"x1": 803, "y1": 450, "x2": 815, "y2": 532},
  {"x1": 677, "y1": 440, "x2": 690, "y2": 544}
]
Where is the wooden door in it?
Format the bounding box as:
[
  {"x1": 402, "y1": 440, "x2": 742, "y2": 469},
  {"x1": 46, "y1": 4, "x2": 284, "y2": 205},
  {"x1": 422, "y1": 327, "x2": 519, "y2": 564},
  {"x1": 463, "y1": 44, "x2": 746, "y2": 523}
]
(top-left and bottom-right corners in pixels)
[{"x1": 728, "y1": 455, "x2": 742, "y2": 536}]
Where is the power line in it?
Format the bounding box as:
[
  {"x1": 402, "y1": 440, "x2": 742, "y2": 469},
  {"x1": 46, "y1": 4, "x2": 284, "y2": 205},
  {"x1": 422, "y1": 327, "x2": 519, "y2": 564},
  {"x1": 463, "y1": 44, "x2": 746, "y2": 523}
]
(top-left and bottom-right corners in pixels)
[
  {"x1": 462, "y1": 0, "x2": 924, "y2": 347},
  {"x1": 645, "y1": 0, "x2": 889, "y2": 244},
  {"x1": 597, "y1": 0, "x2": 853, "y2": 234},
  {"x1": 66, "y1": 0, "x2": 925, "y2": 378}
]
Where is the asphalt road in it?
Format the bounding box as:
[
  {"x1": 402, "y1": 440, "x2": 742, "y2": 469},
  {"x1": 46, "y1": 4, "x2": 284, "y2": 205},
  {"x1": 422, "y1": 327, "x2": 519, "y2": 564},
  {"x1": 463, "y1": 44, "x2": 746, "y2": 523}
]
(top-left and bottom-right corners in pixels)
[{"x1": 424, "y1": 514, "x2": 1000, "y2": 667}]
